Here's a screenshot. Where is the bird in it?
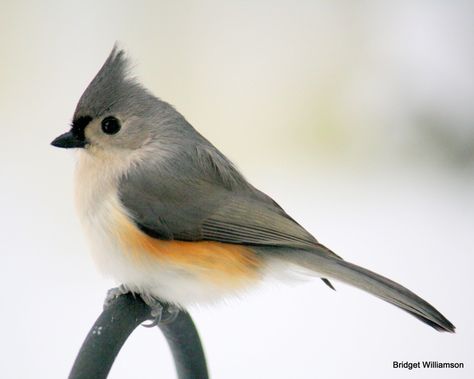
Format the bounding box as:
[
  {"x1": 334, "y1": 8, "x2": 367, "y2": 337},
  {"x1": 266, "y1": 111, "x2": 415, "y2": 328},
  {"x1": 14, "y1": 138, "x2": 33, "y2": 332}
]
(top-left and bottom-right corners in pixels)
[{"x1": 51, "y1": 46, "x2": 454, "y2": 332}]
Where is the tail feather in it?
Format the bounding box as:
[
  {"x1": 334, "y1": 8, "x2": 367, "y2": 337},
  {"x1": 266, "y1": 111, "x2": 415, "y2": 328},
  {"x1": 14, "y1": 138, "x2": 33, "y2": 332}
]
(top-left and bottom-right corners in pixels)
[
  {"x1": 287, "y1": 248, "x2": 455, "y2": 333},
  {"x1": 321, "y1": 278, "x2": 336, "y2": 290}
]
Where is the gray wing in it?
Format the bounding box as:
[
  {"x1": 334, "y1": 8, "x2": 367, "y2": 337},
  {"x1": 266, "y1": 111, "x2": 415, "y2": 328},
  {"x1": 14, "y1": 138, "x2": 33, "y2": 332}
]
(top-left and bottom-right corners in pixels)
[
  {"x1": 118, "y1": 144, "x2": 338, "y2": 258},
  {"x1": 118, "y1": 142, "x2": 343, "y2": 293},
  {"x1": 120, "y1": 175, "x2": 318, "y2": 249}
]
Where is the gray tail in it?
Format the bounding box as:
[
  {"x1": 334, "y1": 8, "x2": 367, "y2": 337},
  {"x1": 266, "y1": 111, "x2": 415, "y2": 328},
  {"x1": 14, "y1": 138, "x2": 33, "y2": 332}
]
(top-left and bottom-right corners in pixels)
[{"x1": 288, "y1": 248, "x2": 455, "y2": 333}]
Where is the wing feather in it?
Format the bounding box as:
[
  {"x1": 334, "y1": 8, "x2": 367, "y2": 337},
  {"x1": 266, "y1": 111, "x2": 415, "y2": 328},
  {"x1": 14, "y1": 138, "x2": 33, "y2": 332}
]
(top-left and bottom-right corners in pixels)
[{"x1": 118, "y1": 147, "x2": 337, "y2": 259}]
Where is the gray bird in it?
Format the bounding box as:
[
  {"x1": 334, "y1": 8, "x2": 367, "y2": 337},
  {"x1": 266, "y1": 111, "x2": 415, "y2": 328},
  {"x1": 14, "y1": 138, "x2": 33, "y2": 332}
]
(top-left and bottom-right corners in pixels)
[{"x1": 51, "y1": 47, "x2": 454, "y2": 332}]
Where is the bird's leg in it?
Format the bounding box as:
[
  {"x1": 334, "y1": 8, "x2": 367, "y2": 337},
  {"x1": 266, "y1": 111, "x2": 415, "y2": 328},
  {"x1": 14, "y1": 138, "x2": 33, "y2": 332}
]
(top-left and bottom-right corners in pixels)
[
  {"x1": 140, "y1": 293, "x2": 180, "y2": 327},
  {"x1": 103, "y1": 284, "x2": 131, "y2": 309}
]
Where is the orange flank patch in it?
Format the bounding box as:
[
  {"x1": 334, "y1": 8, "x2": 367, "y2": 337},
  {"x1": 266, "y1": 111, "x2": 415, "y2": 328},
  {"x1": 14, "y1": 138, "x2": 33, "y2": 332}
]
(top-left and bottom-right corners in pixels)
[{"x1": 112, "y1": 208, "x2": 262, "y2": 284}]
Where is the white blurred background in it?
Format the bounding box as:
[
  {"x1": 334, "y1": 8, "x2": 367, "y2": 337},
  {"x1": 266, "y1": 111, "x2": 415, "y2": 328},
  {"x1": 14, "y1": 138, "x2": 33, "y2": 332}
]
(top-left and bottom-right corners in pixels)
[{"x1": 1, "y1": 1, "x2": 473, "y2": 378}]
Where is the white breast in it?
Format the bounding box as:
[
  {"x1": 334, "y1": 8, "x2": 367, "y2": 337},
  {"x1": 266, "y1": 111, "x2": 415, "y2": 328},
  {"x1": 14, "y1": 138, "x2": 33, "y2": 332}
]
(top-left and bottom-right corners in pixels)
[{"x1": 74, "y1": 148, "x2": 139, "y2": 284}]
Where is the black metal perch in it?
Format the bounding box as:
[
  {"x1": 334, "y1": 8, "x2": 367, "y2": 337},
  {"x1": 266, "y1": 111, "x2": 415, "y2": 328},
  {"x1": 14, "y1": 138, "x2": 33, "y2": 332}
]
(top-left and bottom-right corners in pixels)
[{"x1": 68, "y1": 292, "x2": 209, "y2": 379}]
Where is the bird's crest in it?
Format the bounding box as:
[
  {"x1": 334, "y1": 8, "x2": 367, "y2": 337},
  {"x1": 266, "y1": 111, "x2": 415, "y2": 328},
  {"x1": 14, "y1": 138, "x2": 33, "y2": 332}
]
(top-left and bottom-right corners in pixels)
[{"x1": 73, "y1": 45, "x2": 138, "y2": 120}]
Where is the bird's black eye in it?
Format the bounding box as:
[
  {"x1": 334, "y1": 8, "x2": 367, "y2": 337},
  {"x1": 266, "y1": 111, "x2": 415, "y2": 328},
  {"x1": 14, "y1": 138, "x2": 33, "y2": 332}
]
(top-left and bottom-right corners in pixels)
[{"x1": 101, "y1": 116, "x2": 121, "y2": 135}]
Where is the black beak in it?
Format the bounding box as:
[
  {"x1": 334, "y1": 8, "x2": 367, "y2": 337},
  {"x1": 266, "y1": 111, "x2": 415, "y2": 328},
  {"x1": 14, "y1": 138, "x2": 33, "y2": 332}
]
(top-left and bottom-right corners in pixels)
[{"x1": 51, "y1": 131, "x2": 86, "y2": 149}]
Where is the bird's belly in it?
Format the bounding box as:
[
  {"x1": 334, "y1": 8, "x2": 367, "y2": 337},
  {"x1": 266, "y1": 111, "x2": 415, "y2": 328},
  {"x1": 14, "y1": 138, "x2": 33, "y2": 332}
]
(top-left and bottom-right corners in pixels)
[{"x1": 77, "y1": 191, "x2": 263, "y2": 306}]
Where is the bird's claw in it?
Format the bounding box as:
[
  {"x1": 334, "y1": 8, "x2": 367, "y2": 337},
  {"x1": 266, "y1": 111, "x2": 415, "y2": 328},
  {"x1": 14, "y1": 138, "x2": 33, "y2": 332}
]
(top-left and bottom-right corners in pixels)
[
  {"x1": 141, "y1": 293, "x2": 180, "y2": 327},
  {"x1": 104, "y1": 284, "x2": 131, "y2": 309}
]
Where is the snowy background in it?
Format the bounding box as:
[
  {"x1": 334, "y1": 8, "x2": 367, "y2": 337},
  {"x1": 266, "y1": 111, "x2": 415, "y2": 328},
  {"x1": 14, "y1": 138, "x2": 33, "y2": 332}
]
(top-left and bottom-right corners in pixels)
[{"x1": 1, "y1": 1, "x2": 473, "y2": 378}]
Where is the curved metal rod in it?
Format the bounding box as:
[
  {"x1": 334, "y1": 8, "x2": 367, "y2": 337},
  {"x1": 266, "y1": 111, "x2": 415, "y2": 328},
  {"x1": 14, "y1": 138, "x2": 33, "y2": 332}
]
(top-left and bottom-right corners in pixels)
[{"x1": 68, "y1": 293, "x2": 208, "y2": 379}]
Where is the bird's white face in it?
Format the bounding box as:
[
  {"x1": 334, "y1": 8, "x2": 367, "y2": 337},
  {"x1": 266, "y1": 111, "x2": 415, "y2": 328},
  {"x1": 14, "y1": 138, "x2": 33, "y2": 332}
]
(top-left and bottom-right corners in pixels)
[{"x1": 78, "y1": 112, "x2": 153, "y2": 154}]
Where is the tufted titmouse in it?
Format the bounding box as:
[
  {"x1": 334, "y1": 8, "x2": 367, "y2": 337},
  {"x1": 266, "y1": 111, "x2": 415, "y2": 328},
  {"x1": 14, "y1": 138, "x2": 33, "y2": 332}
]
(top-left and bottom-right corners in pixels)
[{"x1": 51, "y1": 47, "x2": 454, "y2": 332}]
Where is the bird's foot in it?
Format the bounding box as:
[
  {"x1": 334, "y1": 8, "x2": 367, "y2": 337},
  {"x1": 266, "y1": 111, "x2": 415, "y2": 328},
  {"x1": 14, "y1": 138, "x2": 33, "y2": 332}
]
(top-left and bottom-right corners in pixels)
[
  {"x1": 141, "y1": 293, "x2": 180, "y2": 327},
  {"x1": 104, "y1": 286, "x2": 179, "y2": 326},
  {"x1": 104, "y1": 284, "x2": 131, "y2": 309}
]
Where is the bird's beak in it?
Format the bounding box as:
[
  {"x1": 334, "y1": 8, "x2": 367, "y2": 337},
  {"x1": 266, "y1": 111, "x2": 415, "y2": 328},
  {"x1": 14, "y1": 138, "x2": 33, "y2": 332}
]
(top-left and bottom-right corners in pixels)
[{"x1": 51, "y1": 131, "x2": 86, "y2": 149}]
